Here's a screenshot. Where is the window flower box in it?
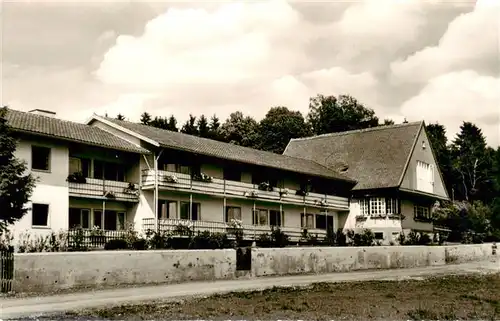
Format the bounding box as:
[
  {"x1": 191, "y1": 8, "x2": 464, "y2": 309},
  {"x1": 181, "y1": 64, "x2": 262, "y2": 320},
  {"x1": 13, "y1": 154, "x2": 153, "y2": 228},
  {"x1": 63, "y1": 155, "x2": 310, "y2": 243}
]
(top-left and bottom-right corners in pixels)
[
  {"x1": 123, "y1": 182, "x2": 139, "y2": 195},
  {"x1": 279, "y1": 188, "x2": 289, "y2": 197},
  {"x1": 414, "y1": 216, "x2": 433, "y2": 223},
  {"x1": 103, "y1": 190, "x2": 116, "y2": 199},
  {"x1": 296, "y1": 189, "x2": 308, "y2": 196},
  {"x1": 67, "y1": 172, "x2": 87, "y2": 184},
  {"x1": 371, "y1": 214, "x2": 387, "y2": 219},
  {"x1": 192, "y1": 172, "x2": 213, "y2": 183},
  {"x1": 164, "y1": 174, "x2": 178, "y2": 183},
  {"x1": 388, "y1": 214, "x2": 405, "y2": 220},
  {"x1": 258, "y1": 182, "x2": 273, "y2": 192},
  {"x1": 355, "y1": 215, "x2": 367, "y2": 221}
]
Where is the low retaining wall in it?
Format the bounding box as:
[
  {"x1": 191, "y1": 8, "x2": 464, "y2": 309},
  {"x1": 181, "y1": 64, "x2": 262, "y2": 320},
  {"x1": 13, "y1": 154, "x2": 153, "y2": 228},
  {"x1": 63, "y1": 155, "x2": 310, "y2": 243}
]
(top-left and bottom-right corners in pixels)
[
  {"x1": 14, "y1": 249, "x2": 236, "y2": 293},
  {"x1": 251, "y1": 243, "x2": 496, "y2": 277},
  {"x1": 13, "y1": 244, "x2": 496, "y2": 293}
]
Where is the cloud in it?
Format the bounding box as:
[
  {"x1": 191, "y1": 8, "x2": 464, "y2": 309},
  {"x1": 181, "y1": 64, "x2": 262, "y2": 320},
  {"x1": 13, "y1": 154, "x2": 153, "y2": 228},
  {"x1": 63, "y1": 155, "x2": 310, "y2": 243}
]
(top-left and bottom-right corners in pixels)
[
  {"x1": 390, "y1": 2, "x2": 499, "y2": 83},
  {"x1": 400, "y1": 70, "x2": 500, "y2": 146},
  {"x1": 95, "y1": 0, "x2": 311, "y2": 88},
  {"x1": 3, "y1": 0, "x2": 497, "y2": 147}
]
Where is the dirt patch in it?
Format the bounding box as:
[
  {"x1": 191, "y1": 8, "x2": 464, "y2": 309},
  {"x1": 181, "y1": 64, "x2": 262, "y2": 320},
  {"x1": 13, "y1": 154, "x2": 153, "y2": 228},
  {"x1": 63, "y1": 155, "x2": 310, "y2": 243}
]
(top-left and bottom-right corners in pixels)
[{"x1": 44, "y1": 274, "x2": 500, "y2": 320}]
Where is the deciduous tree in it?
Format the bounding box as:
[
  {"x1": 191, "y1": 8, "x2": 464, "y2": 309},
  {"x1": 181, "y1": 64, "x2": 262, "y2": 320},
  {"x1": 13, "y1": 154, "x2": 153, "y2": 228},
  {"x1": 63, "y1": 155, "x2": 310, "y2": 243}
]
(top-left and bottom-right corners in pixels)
[
  {"x1": 0, "y1": 107, "x2": 37, "y2": 235},
  {"x1": 257, "y1": 106, "x2": 311, "y2": 153},
  {"x1": 307, "y1": 94, "x2": 379, "y2": 135},
  {"x1": 220, "y1": 111, "x2": 259, "y2": 147}
]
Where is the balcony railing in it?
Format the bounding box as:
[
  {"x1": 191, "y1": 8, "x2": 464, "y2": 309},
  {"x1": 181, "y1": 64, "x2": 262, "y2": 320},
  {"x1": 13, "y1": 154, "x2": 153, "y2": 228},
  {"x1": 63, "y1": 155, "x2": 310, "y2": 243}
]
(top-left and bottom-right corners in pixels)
[
  {"x1": 68, "y1": 178, "x2": 140, "y2": 202},
  {"x1": 143, "y1": 218, "x2": 328, "y2": 242},
  {"x1": 141, "y1": 169, "x2": 349, "y2": 210},
  {"x1": 67, "y1": 228, "x2": 128, "y2": 249}
]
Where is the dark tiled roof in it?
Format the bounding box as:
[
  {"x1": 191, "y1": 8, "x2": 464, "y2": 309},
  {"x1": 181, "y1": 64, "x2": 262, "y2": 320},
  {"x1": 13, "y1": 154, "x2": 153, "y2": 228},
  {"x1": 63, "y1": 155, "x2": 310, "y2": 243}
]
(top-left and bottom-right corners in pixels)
[
  {"x1": 283, "y1": 122, "x2": 423, "y2": 190},
  {"x1": 5, "y1": 109, "x2": 149, "y2": 154},
  {"x1": 101, "y1": 117, "x2": 356, "y2": 183}
]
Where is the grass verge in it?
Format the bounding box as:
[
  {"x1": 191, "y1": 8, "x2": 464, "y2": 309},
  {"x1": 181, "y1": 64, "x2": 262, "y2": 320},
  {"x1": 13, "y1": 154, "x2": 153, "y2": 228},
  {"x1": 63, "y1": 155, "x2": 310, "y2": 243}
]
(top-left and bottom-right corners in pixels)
[{"x1": 46, "y1": 274, "x2": 500, "y2": 320}]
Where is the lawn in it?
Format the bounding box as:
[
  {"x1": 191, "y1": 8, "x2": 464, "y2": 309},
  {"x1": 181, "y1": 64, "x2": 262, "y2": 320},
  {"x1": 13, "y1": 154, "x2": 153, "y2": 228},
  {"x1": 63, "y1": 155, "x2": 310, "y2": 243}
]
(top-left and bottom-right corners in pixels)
[{"x1": 53, "y1": 274, "x2": 500, "y2": 320}]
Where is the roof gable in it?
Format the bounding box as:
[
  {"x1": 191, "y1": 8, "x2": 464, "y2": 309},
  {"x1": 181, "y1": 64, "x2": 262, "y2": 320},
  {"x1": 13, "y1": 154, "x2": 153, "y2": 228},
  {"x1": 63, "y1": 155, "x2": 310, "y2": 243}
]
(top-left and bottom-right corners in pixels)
[
  {"x1": 5, "y1": 109, "x2": 149, "y2": 154},
  {"x1": 283, "y1": 122, "x2": 423, "y2": 190},
  {"x1": 95, "y1": 117, "x2": 356, "y2": 183}
]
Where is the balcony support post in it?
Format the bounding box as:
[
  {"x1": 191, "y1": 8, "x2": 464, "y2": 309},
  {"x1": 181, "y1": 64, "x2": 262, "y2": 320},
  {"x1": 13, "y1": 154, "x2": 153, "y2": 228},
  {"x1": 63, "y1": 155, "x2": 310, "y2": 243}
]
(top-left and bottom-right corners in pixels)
[
  {"x1": 223, "y1": 180, "x2": 226, "y2": 222},
  {"x1": 154, "y1": 150, "x2": 164, "y2": 233}
]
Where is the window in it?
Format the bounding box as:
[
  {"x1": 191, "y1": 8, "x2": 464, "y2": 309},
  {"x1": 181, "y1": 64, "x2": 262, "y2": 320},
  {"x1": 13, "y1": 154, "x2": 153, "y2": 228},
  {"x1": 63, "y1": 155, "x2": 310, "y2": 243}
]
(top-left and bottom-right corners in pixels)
[
  {"x1": 180, "y1": 202, "x2": 201, "y2": 220},
  {"x1": 31, "y1": 146, "x2": 51, "y2": 171},
  {"x1": 68, "y1": 208, "x2": 90, "y2": 228},
  {"x1": 360, "y1": 199, "x2": 370, "y2": 216},
  {"x1": 69, "y1": 157, "x2": 91, "y2": 177},
  {"x1": 416, "y1": 161, "x2": 434, "y2": 193},
  {"x1": 414, "y1": 205, "x2": 431, "y2": 220},
  {"x1": 103, "y1": 210, "x2": 126, "y2": 230},
  {"x1": 369, "y1": 197, "x2": 386, "y2": 216},
  {"x1": 252, "y1": 209, "x2": 268, "y2": 226},
  {"x1": 269, "y1": 210, "x2": 284, "y2": 227},
  {"x1": 301, "y1": 213, "x2": 314, "y2": 229},
  {"x1": 374, "y1": 232, "x2": 384, "y2": 240},
  {"x1": 386, "y1": 198, "x2": 400, "y2": 215},
  {"x1": 93, "y1": 160, "x2": 125, "y2": 181},
  {"x1": 158, "y1": 200, "x2": 177, "y2": 219},
  {"x1": 224, "y1": 168, "x2": 241, "y2": 182},
  {"x1": 226, "y1": 206, "x2": 242, "y2": 222},
  {"x1": 32, "y1": 203, "x2": 49, "y2": 227},
  {"x1": 315, "y1": 214, "x2": 327, "y2": 229},
  {"x1": 93, "y1": 210, "x2": 103, "y2": 228}
]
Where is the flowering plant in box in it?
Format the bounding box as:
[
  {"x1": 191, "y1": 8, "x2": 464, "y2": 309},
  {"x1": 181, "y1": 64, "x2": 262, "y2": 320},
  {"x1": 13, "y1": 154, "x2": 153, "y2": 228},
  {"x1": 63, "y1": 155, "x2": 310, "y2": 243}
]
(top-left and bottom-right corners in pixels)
[{"x1": 164, "y1": 174, "x2": 178, "y2": 183}]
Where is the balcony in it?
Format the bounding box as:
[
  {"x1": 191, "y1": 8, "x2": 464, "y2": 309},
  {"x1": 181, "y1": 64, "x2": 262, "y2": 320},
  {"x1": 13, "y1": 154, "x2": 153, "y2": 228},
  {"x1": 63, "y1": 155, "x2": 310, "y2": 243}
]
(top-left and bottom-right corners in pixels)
[
  {"x1": 141, "y1": 169, "x2": 349, "y2": 210},
  {"x1": 143, "y1": 218, "x2": 327, "y2": 242},
  {"x1": 68, "y1": 177, "x2": 140, "y2": 202}
]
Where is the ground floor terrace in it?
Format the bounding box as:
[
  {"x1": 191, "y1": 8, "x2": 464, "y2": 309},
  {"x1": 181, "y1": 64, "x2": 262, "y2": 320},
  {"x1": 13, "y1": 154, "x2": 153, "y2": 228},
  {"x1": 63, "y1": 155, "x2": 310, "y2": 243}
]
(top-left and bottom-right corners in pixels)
[{"x1": 140, "y1": 189, "x2": 347, "y2": 242}]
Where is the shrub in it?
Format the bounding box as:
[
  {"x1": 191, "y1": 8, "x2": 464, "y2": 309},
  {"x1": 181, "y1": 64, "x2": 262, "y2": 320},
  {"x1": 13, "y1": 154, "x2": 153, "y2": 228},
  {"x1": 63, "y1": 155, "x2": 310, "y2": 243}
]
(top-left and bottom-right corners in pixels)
[
  {"x1": 132, "y1": 238, "x2": 147, "y2": 250},
  {"x1": 335, "y1": 228, "x2": 348, "y2": 246},
  {"x1": 257, "y1": 233, "x2": 272, "y2": 248},
  {"x1": 324, "y1": 228, "x2": 348, "y2": 246},
  {"x1": 190, "y1": 231, "x2": 215, "y2": 249},
  {"x1": 145, "y1": 229, "x2": 169, "y2": 249},
  {"x1": 399, "y1": 230, "x2": 432, "y2": 245},
  {"x1": 104, "y1": 238, "x2": 128, "y2": 250},
  {"x1": 270, "y1": 227, "x2": 289, "y2": 247},
  {"x1": 324, "y1": 227, "x2": 336, "y2": 246},
  {"x1": 347, "y1": 229, "x2": 375, "y2": 246}
]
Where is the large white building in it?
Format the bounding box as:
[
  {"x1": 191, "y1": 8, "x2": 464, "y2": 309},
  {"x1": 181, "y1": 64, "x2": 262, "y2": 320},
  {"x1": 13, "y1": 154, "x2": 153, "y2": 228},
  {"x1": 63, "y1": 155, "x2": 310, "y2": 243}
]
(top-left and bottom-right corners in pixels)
[{"x1": 5, "y1": 108, "x2": 448, "y2": 244}]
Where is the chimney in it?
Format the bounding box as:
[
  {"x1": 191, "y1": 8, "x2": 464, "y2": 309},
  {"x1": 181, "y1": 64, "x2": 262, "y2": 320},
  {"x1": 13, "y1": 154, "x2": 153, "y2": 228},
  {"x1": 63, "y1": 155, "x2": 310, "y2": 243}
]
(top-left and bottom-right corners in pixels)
[{"x1": 29, "y1": 109, "x2": 56, "y2": 118}]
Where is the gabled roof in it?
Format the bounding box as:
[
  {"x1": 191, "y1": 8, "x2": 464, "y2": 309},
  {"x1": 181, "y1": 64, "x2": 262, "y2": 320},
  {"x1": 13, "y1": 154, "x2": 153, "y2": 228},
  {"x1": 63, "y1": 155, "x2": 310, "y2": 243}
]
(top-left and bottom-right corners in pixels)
[
  {"x1": 90, "y1": 116, "x2": 356, "y2": 184},
  {"x1": 283, "y1": 122, "x2": 424, "y2": 190},
  {"x1": 5, "y1": 109, "x2": 150, "y2": 154}
]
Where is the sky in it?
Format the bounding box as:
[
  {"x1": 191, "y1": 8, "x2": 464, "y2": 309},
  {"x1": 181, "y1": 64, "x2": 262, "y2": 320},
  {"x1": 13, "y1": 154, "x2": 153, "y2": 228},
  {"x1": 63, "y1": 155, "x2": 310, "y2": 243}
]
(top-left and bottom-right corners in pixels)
[{"x1": 2, "y1": 0, "x2": 499, "y2": 147}]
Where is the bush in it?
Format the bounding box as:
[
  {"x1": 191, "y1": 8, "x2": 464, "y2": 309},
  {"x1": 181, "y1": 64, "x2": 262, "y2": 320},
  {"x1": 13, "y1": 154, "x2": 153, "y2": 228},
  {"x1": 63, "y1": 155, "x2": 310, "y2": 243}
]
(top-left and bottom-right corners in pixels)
[
  {"x1": 104, "y1": 238, "x2": 128, "y2": 250},
  {"x1": 324, "y1": 228, "x2": 348, "y2": 246},
  {"x1": 257, "y1": 233, "x2": 272, "y2": 248},
  {"x1": 17, "y1": 230, "x2": 69, "y2": 252},
  {"x1": 132, "y1": 238, "x2": 147, "y2": 250},
  {"x1": 399, "y1": 230, "x2": 432, "y2": 245},
  {"x1": 145, "y1": 229, "x2": 169, "y2": 249},
  {"x1": 270, "y1": 227, "x2": 289, "y2": 247},
  {"x1": 346, "y1": 229, "x2": 375, "y2": 246}
]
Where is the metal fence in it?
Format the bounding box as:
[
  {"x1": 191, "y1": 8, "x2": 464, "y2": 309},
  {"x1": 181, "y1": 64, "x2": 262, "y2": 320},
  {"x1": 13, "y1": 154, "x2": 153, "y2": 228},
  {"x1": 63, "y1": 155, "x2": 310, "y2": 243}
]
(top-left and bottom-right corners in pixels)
[
  {"x1": 67, "y1": 229, "x2": 128, "y2": 249},
  {"x1": 1, "y1": 249, "x2": 14, "y2": 293}
]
